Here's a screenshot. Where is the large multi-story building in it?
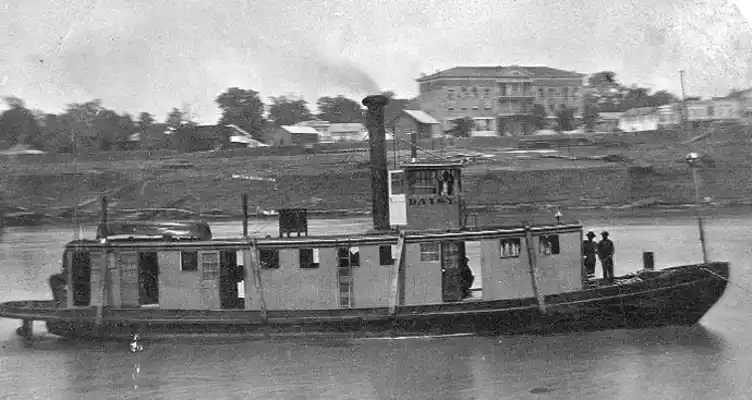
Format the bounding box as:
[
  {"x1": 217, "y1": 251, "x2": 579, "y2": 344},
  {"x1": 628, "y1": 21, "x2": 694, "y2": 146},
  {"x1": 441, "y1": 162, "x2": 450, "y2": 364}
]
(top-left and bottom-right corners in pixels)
[{"x1": 415, "y1": 65, "x2": 586, "y2": 136}]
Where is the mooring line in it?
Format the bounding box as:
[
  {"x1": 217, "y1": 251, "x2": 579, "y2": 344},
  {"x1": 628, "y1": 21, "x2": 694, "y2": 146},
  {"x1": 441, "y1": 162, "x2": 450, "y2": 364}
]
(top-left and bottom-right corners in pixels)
[{"x1": 701, "y1": 267, "x2": 752, "y2": 296}]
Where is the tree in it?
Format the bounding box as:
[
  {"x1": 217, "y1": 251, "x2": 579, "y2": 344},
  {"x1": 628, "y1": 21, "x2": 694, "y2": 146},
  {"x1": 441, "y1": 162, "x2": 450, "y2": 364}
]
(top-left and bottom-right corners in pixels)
[
  {"x1": 215, "y1": 87, "x2": 266, "y2": 140},
  {"x1": 586, "y1": 71, "x2": 681, "y2": 112},
  {"x1": 94, "y1": 108, "x2": 122, "y2": 151},
  {"x1": 555, "y1": 106, "x2": 576, "y2": 132},
  {"x1": 316, "y1": 95, "x2": 365, "y2": 123},
  {"x1": 0, "y1": 96, "x2": 40, "y2": 148},
  {"x1": 268, "y1": 96, "x2": 314, "y2": 125},
  {"x1": 446, "y1": 117, "x2": 474, "y2": 137},
  {"x1": 582, "y1": 103, "x2": 600, "y2": 132},
  {"x1": 527, "y1": 104, "x2": 548, "y2": 131},
  {"x1": 63, "y1": 100, "x2": 104, "y2": 153},
  {"x1": 138, "y1": 112, "x2": 155, "y2": 132},
  {"x1": 115, "y1": 114, "x2": 136, "y2": 150}
]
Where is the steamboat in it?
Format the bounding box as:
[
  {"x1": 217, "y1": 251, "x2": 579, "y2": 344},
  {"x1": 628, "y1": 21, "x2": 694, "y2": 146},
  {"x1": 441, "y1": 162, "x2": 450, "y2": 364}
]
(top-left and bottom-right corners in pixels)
[{"x1": 0, "y1": 94, "x2": 729, "y2": 340}]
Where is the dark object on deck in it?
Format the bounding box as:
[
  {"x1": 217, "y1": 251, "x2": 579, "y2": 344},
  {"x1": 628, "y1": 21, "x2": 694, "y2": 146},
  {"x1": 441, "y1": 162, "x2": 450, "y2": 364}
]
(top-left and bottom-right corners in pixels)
[
  {"x1": 643, "y1": 252, "x2": 655, "y2": 270},
  {"x1": 96, "y1": 220, "x2": 212, "y2": 241},
  {"x1": 278, "y1": 208, "x2": 308, "y2": 238}
]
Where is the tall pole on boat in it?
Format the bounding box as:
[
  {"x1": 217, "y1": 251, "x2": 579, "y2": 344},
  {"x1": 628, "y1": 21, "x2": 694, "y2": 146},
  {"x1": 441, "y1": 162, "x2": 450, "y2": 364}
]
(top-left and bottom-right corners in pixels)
[
  {"x1": 686, "y1": 152, "x2": 708, "y2": 263},
  {"x1": 362, "y1": 94, "x2": 391, "y2": 231}
]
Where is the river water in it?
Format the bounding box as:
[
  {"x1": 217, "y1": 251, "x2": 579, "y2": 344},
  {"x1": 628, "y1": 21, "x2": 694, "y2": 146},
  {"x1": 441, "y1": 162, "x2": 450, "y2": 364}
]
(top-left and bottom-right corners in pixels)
[{"x1": 0, "y1": 215, "x2": 750, "y2": 399}]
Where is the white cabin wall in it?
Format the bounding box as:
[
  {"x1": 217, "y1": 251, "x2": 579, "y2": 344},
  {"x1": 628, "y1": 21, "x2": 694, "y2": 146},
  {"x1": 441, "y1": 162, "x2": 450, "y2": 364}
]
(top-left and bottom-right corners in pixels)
[
  {"x1": 536, "y1": 232, "x2": 583, "y2": 295},
  {"x1": 158, "y1": 251, "x2": 205, "y2": 310},
  {"x1": 261, "y1": 248, "x2": 339, "y2": 310},
  {"x1": 403, "y1": 243, "x2": 442, "y2": 305},
  {"x1": 480, "y1": 238, "x2": 534, "y2": 301},
  {"x1": 352, "y1": 245, "x2": 393, "y2": 308}
]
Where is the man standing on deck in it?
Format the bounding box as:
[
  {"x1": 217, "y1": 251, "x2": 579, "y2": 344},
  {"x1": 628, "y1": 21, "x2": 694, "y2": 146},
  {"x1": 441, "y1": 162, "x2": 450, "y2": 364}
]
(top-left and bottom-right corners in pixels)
[
  {"x1": 597, "y1": 231, "x2": 615, "y2": 282},
  {"x1": 583, "y1": 231, "x2": 597, "y2": 279}
]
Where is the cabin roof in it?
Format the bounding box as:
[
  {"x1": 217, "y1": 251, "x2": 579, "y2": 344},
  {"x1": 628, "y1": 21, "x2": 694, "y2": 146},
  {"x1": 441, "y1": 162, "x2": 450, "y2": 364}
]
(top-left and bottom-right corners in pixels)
[
  {"x1": 97, "y1": 220, "x2": 212, "y2": 240},
  {"x1": 69, "y1": 222, "x2": 583, "y2": 250},
  {"x1": 400, "y1": 160, "x2": 465, "y2": 170}
]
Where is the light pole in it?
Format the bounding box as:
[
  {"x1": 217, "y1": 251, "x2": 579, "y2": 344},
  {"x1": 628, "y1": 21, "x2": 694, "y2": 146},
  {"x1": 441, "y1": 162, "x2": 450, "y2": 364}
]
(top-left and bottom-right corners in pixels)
[
  {"x1": 685, "y1": 152, "x2": 708, "y2": 263},
  {"x1": 679, "y1": 70, "x2": 690, "y2": 140}
]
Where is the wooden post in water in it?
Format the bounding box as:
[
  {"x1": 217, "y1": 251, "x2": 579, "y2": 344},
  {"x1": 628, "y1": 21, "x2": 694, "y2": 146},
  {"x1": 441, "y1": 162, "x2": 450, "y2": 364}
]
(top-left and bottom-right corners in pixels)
[
  {"x1": 249, "y1": 239, "x2": 269, "y2": 336},
  {"x1": 524, "y1": 226, "x2": 547, "y2": 314},
  {"x1": 241, "y1": 193, "x2": 249, "y2": 237},
  {"x1": 388, "y1": 232, "x2": 407, "y2": 317}
]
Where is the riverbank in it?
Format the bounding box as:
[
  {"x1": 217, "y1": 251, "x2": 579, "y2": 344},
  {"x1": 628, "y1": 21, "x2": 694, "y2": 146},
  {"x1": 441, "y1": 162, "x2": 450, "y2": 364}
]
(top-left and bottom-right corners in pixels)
[
  {"x1": 1, "y1": 127, "x2": 751, "y2": 228},
  {"x1": 7, "y1": 202, "x2": 752, "y2": 230}
]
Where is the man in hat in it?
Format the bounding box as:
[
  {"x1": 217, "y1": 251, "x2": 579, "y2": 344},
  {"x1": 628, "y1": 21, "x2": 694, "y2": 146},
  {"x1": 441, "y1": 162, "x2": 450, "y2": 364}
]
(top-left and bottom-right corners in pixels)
[
  {"x1": 583, "y1": 231, "x2": 597, "y2": 279},
  {"x1": 597, "y1": 231, "x2": 615, "y2": 282}
]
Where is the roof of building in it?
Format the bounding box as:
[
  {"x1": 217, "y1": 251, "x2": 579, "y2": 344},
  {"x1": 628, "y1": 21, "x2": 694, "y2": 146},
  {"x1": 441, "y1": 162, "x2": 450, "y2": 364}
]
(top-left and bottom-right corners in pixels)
[
  {"x1": 328, "y1": 123, "x2": 366, "y2": 133},
  {"x1": 280, "y1": 125, "x2": 320, "y2": 135},
  {"x1": 401, "y1": 110, "x2": 440, "y2": 124},
  {"x1": 417, "y1": 65, "x2": 585, "y2": 82}
]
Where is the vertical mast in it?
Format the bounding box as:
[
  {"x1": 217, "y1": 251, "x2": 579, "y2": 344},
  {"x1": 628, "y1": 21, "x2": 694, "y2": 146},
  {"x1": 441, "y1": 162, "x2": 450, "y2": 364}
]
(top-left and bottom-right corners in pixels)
[{"x1": 362, "y1": 94, "x2": 391, "y2": 231}]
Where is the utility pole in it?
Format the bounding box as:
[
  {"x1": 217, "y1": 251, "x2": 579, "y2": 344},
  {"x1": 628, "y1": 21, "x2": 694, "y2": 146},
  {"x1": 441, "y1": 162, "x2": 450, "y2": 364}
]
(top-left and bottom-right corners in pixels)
[{"x1": 679, "y1": 70, "x2": 689, "y2": 140}]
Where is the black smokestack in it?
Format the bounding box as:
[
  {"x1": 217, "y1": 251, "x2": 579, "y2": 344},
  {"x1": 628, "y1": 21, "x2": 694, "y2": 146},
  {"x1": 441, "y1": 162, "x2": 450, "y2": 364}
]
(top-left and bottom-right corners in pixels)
[{"x1": 362, "y1": 94, "x2": 390, "y2": 231}]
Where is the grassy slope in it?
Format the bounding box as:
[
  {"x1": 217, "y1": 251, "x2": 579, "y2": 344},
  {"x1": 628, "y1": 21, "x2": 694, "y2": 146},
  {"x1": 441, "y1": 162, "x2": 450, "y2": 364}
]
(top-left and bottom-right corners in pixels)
[{"x1": 1, "y1": 126, "x2": 750, "y2": 222}]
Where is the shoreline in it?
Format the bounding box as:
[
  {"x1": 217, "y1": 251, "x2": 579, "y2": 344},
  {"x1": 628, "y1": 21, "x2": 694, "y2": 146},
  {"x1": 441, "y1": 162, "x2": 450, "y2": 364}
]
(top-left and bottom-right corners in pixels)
[{"x1": 5, "y1": 203, "x2": 752, "y2": 229}]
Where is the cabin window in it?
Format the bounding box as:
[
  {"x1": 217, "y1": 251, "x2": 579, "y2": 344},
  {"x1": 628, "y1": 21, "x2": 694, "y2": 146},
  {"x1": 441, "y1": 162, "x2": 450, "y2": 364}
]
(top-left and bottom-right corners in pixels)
[
  {"x1": 200, "y1": 252, "x2": 220, "y2": 280},
  {"x1": 379, "y1": 245, "x2": 395, "y2": 265},
  {"x1": 299, "y1": 248, "x2": 320, "y2": 269},
  {"x1": 500, "y1": 238, "x2": 521, "y2": 258},
  {"x1": 181, "y1": 251, "x2": 199, "y2": 271},
  {"x1": 338, "y1": 247, "x2": 359, "y2": 267},
  {"x1": 259, "y1": 249, "x2": 280, "y2": 269},
  {"x1": 538, "y1": 235, "x2": 560, "y2": 256},
  {"x1": 420, "y1": 242, "x2": 440, "y2": 262}
]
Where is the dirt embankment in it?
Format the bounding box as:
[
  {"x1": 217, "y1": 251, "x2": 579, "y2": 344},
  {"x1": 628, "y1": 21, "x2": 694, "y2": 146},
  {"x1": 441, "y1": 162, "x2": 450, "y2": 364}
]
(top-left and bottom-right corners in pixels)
[{"x1": 1, "y1": 128, "x2": 751, "y2": 225}]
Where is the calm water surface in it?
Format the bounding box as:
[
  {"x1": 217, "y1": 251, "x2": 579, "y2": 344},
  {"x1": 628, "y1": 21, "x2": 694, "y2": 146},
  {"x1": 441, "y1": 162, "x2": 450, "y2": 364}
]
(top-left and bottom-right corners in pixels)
[{"x1": 1, "y1": 215, "x2": 751, "y2": 399}]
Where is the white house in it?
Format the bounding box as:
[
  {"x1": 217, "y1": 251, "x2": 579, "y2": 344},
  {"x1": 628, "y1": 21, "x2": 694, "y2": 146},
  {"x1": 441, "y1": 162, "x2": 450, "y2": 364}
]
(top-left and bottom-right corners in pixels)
[{"x1": 618, "y1": 107, "x2": 659, "y2": 132}]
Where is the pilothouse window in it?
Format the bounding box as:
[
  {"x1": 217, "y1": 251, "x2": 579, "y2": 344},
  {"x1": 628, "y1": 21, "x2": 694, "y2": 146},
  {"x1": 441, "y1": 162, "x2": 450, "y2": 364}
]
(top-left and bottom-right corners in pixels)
[{"x1": 407, "y1": 169, "x2": 458, "y2": 196}]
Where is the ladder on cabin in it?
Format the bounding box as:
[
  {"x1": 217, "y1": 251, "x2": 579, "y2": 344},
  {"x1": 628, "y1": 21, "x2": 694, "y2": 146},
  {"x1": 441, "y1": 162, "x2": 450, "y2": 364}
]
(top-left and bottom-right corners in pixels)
[{"x1": 337, "y1": 247, "x2": 354, "y2": 308}]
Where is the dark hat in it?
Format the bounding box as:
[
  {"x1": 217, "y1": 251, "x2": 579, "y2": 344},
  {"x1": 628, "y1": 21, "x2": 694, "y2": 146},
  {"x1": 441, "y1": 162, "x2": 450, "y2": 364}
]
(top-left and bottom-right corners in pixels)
[
  {"x1": 601, "y1": 231, "x2": 609, "y2": 236},
  {"x1": 586, "y1": 231, "x2": 596, "y2": 238}
]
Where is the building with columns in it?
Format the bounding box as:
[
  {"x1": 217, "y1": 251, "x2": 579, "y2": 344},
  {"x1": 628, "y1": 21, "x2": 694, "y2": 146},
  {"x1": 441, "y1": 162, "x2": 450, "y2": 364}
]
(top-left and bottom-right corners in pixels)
[{"x1": 415, "y1": 65, "x2": 586, "y2": 136}]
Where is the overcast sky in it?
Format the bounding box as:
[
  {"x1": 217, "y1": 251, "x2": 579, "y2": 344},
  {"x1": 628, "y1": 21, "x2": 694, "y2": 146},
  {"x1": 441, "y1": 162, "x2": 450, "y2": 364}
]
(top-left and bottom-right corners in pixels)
[{"x1": 0, "y1": 0, "x2": 750, "y2": 124}]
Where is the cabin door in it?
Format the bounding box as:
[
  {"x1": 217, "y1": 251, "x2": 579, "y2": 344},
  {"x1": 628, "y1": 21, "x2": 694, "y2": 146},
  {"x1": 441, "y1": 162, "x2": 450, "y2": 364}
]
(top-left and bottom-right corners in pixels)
[
  {"x1": 219, "y1": 250, "x2": 243, "y2": 309},
  {"x1": 71, "y1": 251, "x2": 92, "y2": 306},
  {"x1": 388, "y1": 170, "x2": 407, "y2": 227},
  {"x1": 138, "y1": 252, "x2": 159, "y2": 306},
  {"x1": 441, "y1": 241, "x2": 466, "y2": 302}
]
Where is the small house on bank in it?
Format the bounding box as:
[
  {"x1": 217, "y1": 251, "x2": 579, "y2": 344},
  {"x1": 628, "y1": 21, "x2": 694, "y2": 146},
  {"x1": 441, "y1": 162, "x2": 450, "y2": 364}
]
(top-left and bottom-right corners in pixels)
[
  {"x1": 392, "y1": 110, "x2": 442, "y2": 142},
  {"x1": 270, "y1": 125, "x2": 320, "y2": 147}
]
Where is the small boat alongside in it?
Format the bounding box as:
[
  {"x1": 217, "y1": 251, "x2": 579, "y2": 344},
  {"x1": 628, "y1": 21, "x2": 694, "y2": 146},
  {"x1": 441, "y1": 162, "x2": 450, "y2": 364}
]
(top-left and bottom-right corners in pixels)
[{"x1": 0, "y1": 94, "x2": 730, "y2": 341}]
